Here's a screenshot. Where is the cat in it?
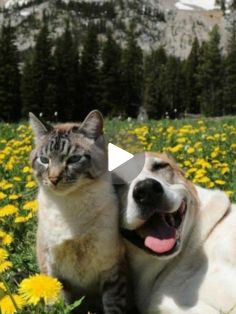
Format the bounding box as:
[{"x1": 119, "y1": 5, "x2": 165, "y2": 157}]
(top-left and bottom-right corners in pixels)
[{"x1": 29, "y1": 110, "x2": 127, "y2": 314}]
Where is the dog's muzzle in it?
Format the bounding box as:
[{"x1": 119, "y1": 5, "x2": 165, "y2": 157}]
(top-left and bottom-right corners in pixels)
[
  {"x1": 133, "y1": 178, "x2": 163, "y2": 207},
  {"x1": 122, "y1": 179, "x2": 188, "y2": 257},
  {"x1": 133, "y1": 178, "x2": 167, "y2": 219}
]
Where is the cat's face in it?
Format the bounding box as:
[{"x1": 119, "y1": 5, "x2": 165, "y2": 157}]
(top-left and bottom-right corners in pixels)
[{"x1": 30, "y1": 111, "x2": 108, "y2": 195}]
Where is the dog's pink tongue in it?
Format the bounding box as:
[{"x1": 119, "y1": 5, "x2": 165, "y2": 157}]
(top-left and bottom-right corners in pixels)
[{"x1": 140, "y1": 214, "x2": 176, "y2": 254}]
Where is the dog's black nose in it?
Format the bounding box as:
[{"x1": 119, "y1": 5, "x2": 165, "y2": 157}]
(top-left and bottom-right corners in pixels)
[{"x1": 133, "y1": 178, "x2": 163, "y2": 207}]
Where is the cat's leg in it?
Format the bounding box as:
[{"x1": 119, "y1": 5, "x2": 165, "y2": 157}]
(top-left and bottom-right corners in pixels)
[{"x1": 101, "y1": 261, "x2": 128, "y2": 314}]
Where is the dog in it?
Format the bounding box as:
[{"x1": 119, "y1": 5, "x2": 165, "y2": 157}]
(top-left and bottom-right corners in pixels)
[{"x1": 117, "y1": 152, "x2": 236, "y2": 314}]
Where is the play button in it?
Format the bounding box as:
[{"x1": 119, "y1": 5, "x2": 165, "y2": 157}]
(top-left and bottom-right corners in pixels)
[
  {"x1": 108, "y1": 143, "x2": 134, "y2": 171},
  {"x1": 91, "y1": 137, "x2": 146, "y2": 185},
  {"x1": 108, "y1": 143, "x2": 146, "y2": 185}
]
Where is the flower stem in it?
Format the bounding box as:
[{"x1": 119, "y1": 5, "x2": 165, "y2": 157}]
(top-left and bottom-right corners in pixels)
[{"x1": 0, "y1": 274, "x2": 19, "y2": 311}]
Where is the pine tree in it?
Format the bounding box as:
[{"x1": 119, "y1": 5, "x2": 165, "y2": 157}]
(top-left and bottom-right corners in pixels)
[
  {"x1": 0, "y1": 22, "x2": 21, "y2": 122},
  {"x1": 197, "y1": 26, "x2": 223, "y2": 116},
  {"x1": 21, "y1": 57, "x2": 36, "y2": 117},
  {"x1": 230, "y1": 0, "x2": 236, "y2": 10},
  {"x1": 215, "y1": 0, "x2": 225, "y2": 11},
  {"x1": 223, "y1": 19, "x2": 236, "y2": 114},
  {"x1": 122, "y1": 24, "x2": 143, "y2": 117},
  {"x1": 22, "y1": 17, "x2": 55, "y2": 120},
  {"x1": 100, "y1": 31, "x2": 123, "y2": 116},
  {"x1": 162, "y1": 55, "x2": 185, "y2": 118},
  {"x1": 184, "y1": 37, "x2": 201, "y2": 113},
  {"x1": 221, "y1": 0, "x2": 226, "y2": 12},
  {"x1": 80, "y1": 24, "x2": 101, "y2": 117},
  {"x1": 143, "y1": 47, "x2": 167, "y2": 119},
  {"x1": 54, "y1": 21, "x2": 79, "y2": 121}
]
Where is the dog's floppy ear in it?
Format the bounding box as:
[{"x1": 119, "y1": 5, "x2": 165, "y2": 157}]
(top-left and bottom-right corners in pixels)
[
  {"x1": 197, "y1": 187, "x2": 230, "y2": 214},
  {"x1": 195, "y1": 186, "x2": 230, "y2": 243}
]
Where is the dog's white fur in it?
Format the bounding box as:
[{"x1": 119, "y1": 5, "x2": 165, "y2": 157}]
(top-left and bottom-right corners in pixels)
[{"x1": 122, "y1": 153, "x2": 236, "y2": 314}]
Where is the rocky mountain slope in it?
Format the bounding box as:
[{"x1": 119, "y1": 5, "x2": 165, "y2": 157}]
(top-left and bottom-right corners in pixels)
[{"x1": 0, "y1": 0, "x2": 234, "y2": 58}]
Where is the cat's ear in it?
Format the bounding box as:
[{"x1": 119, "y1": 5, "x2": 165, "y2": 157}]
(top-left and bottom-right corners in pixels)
[
  {"x1": 79, "y1": 110, "x2": 103, "y2": 140},
  {"x1": 29, "y1": 113, "x2": 52, "y2": 141}
]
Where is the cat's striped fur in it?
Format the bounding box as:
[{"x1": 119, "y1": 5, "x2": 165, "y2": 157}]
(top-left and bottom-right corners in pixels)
[{"x1": 30, "y1": 110, "x2": 128, "y2": 314}]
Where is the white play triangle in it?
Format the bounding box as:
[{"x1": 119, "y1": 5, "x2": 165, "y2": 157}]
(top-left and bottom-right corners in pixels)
[{"x1": 108, "y1": 143, "x2": 134, "y2": 171}]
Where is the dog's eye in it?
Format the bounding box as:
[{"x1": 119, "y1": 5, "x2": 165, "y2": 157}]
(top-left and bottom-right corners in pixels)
[{"x1": 152, "y1": 162, "x2": 169, "y2": 171}]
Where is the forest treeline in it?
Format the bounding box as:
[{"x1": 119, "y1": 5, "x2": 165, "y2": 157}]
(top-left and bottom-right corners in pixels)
[{"x1": 0, "y1": 18, "x2": 236, "y2": 122}]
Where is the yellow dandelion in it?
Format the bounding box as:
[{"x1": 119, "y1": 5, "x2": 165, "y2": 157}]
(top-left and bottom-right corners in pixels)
[
  {"x1": 177, "y1": 137, "x2": 187, "y2": 144},
  {"x1": 211, "y1": 151, "x2": 219, "y2": 158},
  {"x1": 14, "y1": 213, "x2": 33, "y2": 224},
  {"x1": 221, "y1": 167, "x2": 230, "y2": 175},
  {"x1": 17, "y1": 124, "x2": 27, "y2": 131},
  {"x1": 187, "y1": 147, "x2": 195, "y2": 154},
  {"x1": 183, "y1": 160, "x2": 191, "y2": 167},
  {"x1": 195, "y1": 159, "x2": 211, "y2": 169},
  {"x1": 0, "y1": 282, "x2": 6, "y2": 291},
  {"x1": 0, "y1": 249, "x2": 12, "y2": 273},
  {"x1": 186, "y1": 167, "x2": 197, "y2": 174},
  {"x1": 207, "y1": 182, "x2": 215, "y2": 188},
  {"x1": 169, "y1": 144, "x2": 183, "y2": 153},
  {"x1": 0, "y1": 249, "x2": 8, "y2": 262},
  {"x1": 19, "y1": 274, "x2": 62, "y2": 305},
  {"x1": 2, "y1": 184, "x2": 13, "y2": 191},
  {"x1": 0, "y1": 261, "x2": 12, "y2": 273},
  {"x1": 12, "y1": 177, "x2": 21, "y2": 182},
  {"x1": 0, "y1": 230, "x2": 13, "y2": 246},
  {"x1": 0, "y1": 294, "x2": 24, "y2": 314},
  {"x1": 0, "y1": 192, "x2": 7, "y2": 200},
  {"x1": 23, "y1": 200, "x2": 38, "y2": 212},
  {"x1": 0, "y1": 205, "x2": 17, "y2": 218},
  {"x1": 9, "y1": 195, "x2": 20, "y2": 201},
  {"x1": 25, "y1": 181, "x2": 36, "y2": 189},
  {"x1": 197, "y1": 120, "x2": 204, "y2": 124},
  {"x1": 215, "y1": 179, "x2": 226, "y2": 186},
  {"x1": 193, "y1": 176, "x2": 211, "y2": 184},
  {"x1": 22, "y1": 167, "x2": 31, "y2": 173},
  {"x1": 26, "y1": 175, "x2": 32, "y2": 182}
]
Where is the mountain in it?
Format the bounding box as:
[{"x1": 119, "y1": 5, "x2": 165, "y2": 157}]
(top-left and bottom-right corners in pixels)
[{"x1": 0, "y1": 0, "x2": 235, "y2": 58}]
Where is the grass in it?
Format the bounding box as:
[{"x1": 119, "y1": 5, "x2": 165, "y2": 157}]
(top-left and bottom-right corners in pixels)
[{"x1": 0, "y1": 116, "x2": 235, "y2": 313}]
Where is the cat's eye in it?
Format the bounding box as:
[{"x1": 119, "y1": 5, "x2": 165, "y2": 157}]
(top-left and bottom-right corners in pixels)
[
  {"x1": 67, "y1": 155, "x2": 82, "y2": 164},
  {"x1": 39, "y1": 156, "x2": 49, "y2": 164}
]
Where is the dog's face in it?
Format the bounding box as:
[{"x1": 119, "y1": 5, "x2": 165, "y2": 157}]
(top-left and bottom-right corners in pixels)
[{"x1": 119, "y1": 152, "x2": 198, "y2": 259}]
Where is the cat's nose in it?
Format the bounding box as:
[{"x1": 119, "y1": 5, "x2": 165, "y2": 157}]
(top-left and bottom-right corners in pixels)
[{"x1": 49, "y1": 176, "x2": 61, "y2": 186}]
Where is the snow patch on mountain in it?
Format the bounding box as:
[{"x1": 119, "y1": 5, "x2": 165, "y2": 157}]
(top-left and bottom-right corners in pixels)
[
  {"x1": 175, "y1": 2, "x2": 194, "y2": 10},
  {"x1": 5, "y1": 0, "x2": 32, "y2": 9},
  {"x1": 20, "y1": 9, "x2": 31, "y2": 17},
  {"x1": 175, "y1": 0, "x2": 231, "y2": 11}
]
